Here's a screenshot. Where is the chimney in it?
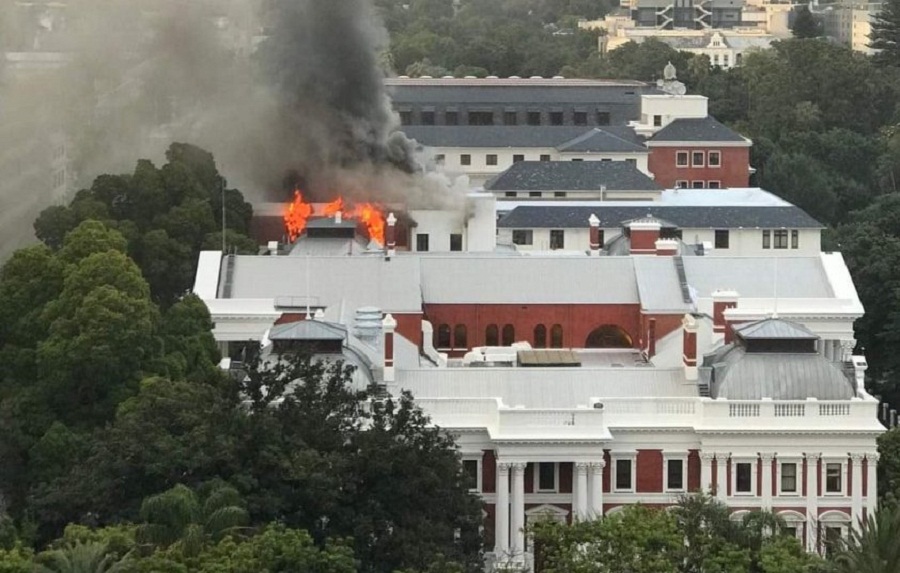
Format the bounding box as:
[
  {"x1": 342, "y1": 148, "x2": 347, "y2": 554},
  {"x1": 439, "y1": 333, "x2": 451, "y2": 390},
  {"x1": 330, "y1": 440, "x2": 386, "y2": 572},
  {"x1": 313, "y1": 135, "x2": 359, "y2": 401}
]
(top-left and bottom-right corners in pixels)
[
  {"x1": 712, "y1": 290, "x2": 739, "y2": 337},
  {"x1": 655, "y1": 238, "x2": 678, "y2": 256},
  {"x1": 589, "y1": 213, "x2": 601, "y2": 255},
  {"x1": 383, "y1": 313, "x2": 397, "y2": 383},
  {"x1": 335, "y1": 210, "x2": 342, "y2": 225},
  {"x1": 386, "y1": 212, "x2": 397, "y2": 259},
  {"x1": 648, "y1": 318, "x2": 657, "y2": 357},
  {"x1": 628, "y1": 216, "x2": 661, "y2": 255},
  {"x1": 683, "y1": 313, "x2": 698, "y2": 381}
]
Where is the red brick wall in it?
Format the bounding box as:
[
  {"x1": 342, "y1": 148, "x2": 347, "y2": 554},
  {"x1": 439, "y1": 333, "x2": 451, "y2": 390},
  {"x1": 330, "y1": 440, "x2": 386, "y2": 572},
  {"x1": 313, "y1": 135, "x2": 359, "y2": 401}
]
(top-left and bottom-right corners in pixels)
[
  {"x1": 630, "y1": 229, "x2": 659, "y2": 254},
  {"x1": 423, "y1": 303, "x2": 642, "y2": 355},
  {"x1": 603, "y1": 450, "x2": 612, "y2": 493},
  {"x1": 482, "y1": 450, "x2": 496, "y2": 494},
  {"x1": 649, "y1": 146, "x2": 750, "y2": 188},
  {"x1": 688, "y1": 450, "x2": 701, "y2": 492},
  {"x1": 637, "y1": 450, "x2": 663, "y2": 493},
  {"x1": 393, "y1": 313, "x2": 422, "y2": 348},
  {"x1": 640, "y1": 313, "x2": 684, "y2": 348},
  {"x1": 560, "y1": 462, "x2": 574, "y2": 494}
]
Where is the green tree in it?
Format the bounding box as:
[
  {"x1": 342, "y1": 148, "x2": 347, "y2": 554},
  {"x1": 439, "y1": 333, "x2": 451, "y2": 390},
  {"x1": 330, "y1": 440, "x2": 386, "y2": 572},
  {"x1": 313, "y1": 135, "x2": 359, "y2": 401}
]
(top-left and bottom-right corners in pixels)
[
  {"x1": 792, "y1": 6, "x2": 821, "y2": 38},
  {"x1": 0, "y1": 545, "x2": 34, "y2": 573},
  {"x1": 35, "y1": 541, "x2": 124, "y2": 573},
  {"x1": 878, "y1": 428, "x2": 900, "y2": 500},
  {"x1": 830, "y1": 503, "x2": 900, "y2": 572},
  {"x1": 57, "y1": 220, "x2": 128, "y2": 265},
  {"x1": 871, "y1": 0, "x2": 900, "y2": 66}
]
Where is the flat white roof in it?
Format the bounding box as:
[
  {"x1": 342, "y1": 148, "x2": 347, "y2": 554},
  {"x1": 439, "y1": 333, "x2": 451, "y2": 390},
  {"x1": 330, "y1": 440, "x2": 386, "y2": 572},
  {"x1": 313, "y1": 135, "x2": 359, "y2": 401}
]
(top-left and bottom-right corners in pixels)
[{"x1": 494, "y1": 188, "x2": 792, "y2": 212}]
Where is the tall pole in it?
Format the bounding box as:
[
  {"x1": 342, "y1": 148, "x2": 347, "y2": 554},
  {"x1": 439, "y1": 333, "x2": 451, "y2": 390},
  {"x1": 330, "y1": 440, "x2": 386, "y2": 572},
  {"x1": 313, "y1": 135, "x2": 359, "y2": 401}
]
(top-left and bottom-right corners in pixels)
[{"x1": 221, "y1": 178, "x2": 227, "y2": 254}]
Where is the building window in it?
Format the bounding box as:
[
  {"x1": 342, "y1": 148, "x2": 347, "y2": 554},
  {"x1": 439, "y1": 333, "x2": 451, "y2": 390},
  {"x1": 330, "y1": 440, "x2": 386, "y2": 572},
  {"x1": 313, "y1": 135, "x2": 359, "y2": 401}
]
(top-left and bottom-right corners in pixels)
[
  {"x1": 723, "y1": 54, "x2": 730, "y2": 66},
  {"x1": 615, "y1": 458, "x2": 633, "y2": 491},
  {"x1": 574, "y1": 111, "x2": 588, "y2": 125},
  {"x1": 626, "y1": 158, "x2": 636, "y2": 165},
  {"x1": 454, "y1": 324, "x2": 468, "y2": 349},
  {"x1": 596, "y1": 111, "x2": 610, "y2": 125},
  {"x1": 399, "y1": 110, "x2": 413, "y2": 125},
  {"x1": 536, "y1": 462, "x2": 558, "y2": 492},
  {"x1": 445, "y1": 111, "x2": 459, "y2": 125},
  {"x1": 422, "y1": 111, "x2": 435, "y2": 125},
  {"x1": 513, "y1": 154, "x2": 524, "y2": 163},
  {"x1": 715, "y1": 230, "x2": 729, "y2": 249},
  {"x1": 550, "y1": 229, "x2": 565, "y2": 250},
  {"x1": 791, "y1": 230, "x2": 799, "y2": 249},
  {"x1": 653, "y1": 115, "x2": 662, "y2": 127},
  {"x1": 437, "y1": 324, "x2": 451, "y2": 348},
  {"x1": 461, "y1": 154, "x2": 471, "y2": 166},
  {"x1": 773, "y1": 229, "x2": 789, "y2": 249},
  {"x1": 486, "y1": 154, "x2": 498, "y2": 166},
  {"x1": 762, "y1": 230, "x2": 771, "y2": 249},
  {"x1": 692, "y1": 151, "x2": 705, "y2": 167},
  {"x1": 527, "y1": 111, "x2": 541, "y2": 125},
  {"x1": 512, "y1": 230, "x2": 533, "y2": 245},
  {"x1": 485, "y1": 324, "x2": 499, "y2": 346},
  {"x1": 435, "y1": 153, "x2": 445, "y2": 164},
  {"x1": 450, "y1": 233, "x2": 463, "y2": 252},
  {"x1": 468, "y1": 111, "x2": 494, "y2": 126},
  {"x1": 708, "y1": 151, "x2": 721, "y2": 167},
  {"x1": 825, "y1": 463, "x2": 843, "y2": 494},
  {"x1": 504, "y1": 192, "x2": 517, "y2": 198},
  {"x1": 707, "y1": 181, "x2": 721, "y2": 189},
  {"x1": 551, "y1": 324, "x2": 563, "y2": 348},
  {"x1": 665, "y1": 458, "x2": 686, "y2": 491},
  {"x1": 463, "y1": 459, "x2": 480, "y2": 492},
  {"x1": 504, "y1": 111, "x2": 518, "y2": 125},
  {"x1": 735, "y1": 462, "x2": 753, "y2": 494},
  {"x1": 528, "y1": 192, "x2": 542, "y2": 198},
  {"x1": 676, "y1": 180, "x2": 689, "y2": 189},
  {"x1": 692, "y1": 181, "x2": 705, "y2": 189},
  {"x1": 502, "y1": 324, "x2": 515, "y2": 346},
  {"x1": 540, "y1": 154, "x2": 551, "y2": 162},
  {"x1": 554, "y1": 192, "x2": 566, "y2": 198},
  {"x1": 780, "y1": 462, "x2": 798, "y2": 494},
  {"x1": 550, "y1": 111, "x2": 564, "y2": 126},
  {"x1": 823, "y1": 526, "x2": 844, "y2": 555},
  {"x1": 571, "y1": 158, "x2": 584, "y2": 162},
  {"x1": 676, "y1": 151, "x2": 689, "y2": 167},
  {"x1": 416, "y1": 233, "x2": 430, "y2": 252},
  {"x1": 534, "y1": 324, "x2": 547, "y2": 348}
]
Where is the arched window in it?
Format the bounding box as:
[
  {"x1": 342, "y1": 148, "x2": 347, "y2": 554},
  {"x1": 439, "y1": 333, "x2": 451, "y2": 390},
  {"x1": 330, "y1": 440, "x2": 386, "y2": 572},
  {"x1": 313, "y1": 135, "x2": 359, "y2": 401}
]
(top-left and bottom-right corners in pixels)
[
  {"x1": 437, "y1": 324, "x2": 451, "y2": 349},
  {"x1": 551, "y1": 324, "x2": 563, "y2": 348},
  {"x1": 485, "y1": 324, "x2": 499, "y2": 346},
  {"x1": 534, "y1": 324, "x2": 547, "y2": 348},
  {"x1": 454, "y1": 324, "x2": 468, "y2": 349},
  {"x1": 502, "y1": 324, "x2": 515, "y2": 346},
  {"x1": 585, "y1": 325, "x2": 632, "y2": 348}
]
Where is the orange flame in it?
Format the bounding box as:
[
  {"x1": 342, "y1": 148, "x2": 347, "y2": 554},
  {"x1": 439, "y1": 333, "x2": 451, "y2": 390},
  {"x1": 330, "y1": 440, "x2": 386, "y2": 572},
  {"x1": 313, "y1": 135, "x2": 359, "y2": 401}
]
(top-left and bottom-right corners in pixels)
[{"x1": 283, "y1": 192, "x2": 386, "y2": 245}]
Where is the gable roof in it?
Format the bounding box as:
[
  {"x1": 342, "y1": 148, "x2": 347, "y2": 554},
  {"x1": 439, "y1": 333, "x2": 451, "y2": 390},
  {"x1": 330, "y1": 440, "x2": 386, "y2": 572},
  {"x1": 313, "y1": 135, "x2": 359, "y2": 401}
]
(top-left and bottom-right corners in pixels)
[
  {"x1": 649, "y1": 116, "x2": 748, "y2": 143},
  {"x1": 497, "y1": 205, "x2": 823, "y2": 229},
  {"x1": 401, "y1": 125, "x2": 646, "y2": 152},
  {"x1": 735, "y1": 319, "x2": 818, "y2": 341},
  {"x1": 486, "y1": 161, "x2": 661, "y2": 192}
]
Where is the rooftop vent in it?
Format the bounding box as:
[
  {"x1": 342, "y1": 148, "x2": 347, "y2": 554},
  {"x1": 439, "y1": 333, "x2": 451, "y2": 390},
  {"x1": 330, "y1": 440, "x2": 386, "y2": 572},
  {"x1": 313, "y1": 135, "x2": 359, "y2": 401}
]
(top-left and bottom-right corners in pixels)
[{"x1": 354, "y1": 307, "x2": 382, "y2": 341}]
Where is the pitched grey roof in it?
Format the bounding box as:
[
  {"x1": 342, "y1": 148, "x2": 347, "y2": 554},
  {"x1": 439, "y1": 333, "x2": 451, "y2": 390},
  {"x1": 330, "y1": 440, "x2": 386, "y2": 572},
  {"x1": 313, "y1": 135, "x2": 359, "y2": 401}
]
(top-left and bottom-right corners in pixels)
[
  {"x1": 682, "y1": 257, "x2": 834, "y2": 299},
  {"x1": 419, "y1": 257, "x2": 639, "y2": 304},
  {"x1": 735, "y1": 319, "x2": 817, "y2": 340},
  {"x1": 650, "y1": 116, "x2": 747, "y2": 143},
  {"x1": 401, "y1": 125, "x2": 646, "y2": 152},
  {"x1": 269, "y1": 320, "x2": 346, "y2": 341},
  {"x1": 705, "y1": 344, "x2": 854, "y2": 400},
  {"x1": 633, "y1": 257, "x2": 694, "y2": 312},
  {"x1": 387, "y1": 78, "x2": 654, "y2": 105},
  {"x1": 486, "y1": 161, "x2": 661, "y2": 192},
  {"x1": 497, "y1": 205, "x2": 823, "y2": 229}
]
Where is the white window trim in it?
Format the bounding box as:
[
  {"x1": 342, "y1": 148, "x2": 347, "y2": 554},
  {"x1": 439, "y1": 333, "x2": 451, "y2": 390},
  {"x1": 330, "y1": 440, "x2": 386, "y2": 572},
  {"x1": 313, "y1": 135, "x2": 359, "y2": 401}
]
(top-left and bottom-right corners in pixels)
[
  {"x1": 707, "y1": 180, "x2": 721, "y2": 189},
  {"x1": 777, "y1": 510, "x2": 805, "y2": 542},
  {"x1": 611, "y1": 452, "x2": 637, "y2": 493},
  {"x1": 534, "y1": 462, "x2": 560, "y2": 493},
  {"x1": 676, "y1": 151, "x2": 689, "y2": 168},
  {"x1": 691, "y1": 151, "x2": 705, "y2": 168},
  {"x1": 732, "y1": 457, "x2": 757, "y2": 496},
  {"x1": 462, "y1": 456, "x2": 482, "y2": 493},
  {"x1": 822, "y1": 458, "x2": 847, "y2": 496},
  {"x1": 777, "y1": 458, "x2": 802, "y2": 497},
  {"x1": 708, "y1": 151, "x2": 721, "y2": 168},
  {"x1": 675, "y1": 180, "x2": 689, "y2": 189},
  {"x1": 663, "y1": 453, "x2": 688, "y2": 493},
  {"x1": 691, "y1": 180, "x2": 706, "y2": 189}
]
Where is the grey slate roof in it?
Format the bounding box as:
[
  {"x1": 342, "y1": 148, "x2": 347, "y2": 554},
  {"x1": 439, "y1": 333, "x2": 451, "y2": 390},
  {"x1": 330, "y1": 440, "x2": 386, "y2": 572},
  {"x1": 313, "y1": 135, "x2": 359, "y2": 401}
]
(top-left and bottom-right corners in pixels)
[
  {"x1": 650, "y1": 116, "x2": 748, "y2": 143},
  {"x1": 735, "y1": 319, "x2": 817, "y2": 340},
  {"x1": 401, "y1": 125, "x2": 646, "y2": 152},
  {"x1": 682, "y1": 257, "x2": 834, "y2": 299},
  {"x1": 497, "y1": 205, "x2": 823, "y2": 229},
  {"x1": 387, "y1": 79, "x2": 654, "y2": 105},
  {"x1": 486, "y1": 161, "x2": 661, "y2": 192},
  {"x1": 633, "y1": 257, "x2": 694, "y2": 312}
]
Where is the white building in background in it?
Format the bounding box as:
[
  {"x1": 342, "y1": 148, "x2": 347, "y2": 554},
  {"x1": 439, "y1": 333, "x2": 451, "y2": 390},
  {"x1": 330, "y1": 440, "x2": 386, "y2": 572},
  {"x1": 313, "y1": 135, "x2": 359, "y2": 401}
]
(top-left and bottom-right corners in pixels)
[
  {"x1": 822, "y1": 0, "x2": 881, "y2": 54},
  {"x1": 601, "y1": 27, "x2": 777, "y2": 68}
]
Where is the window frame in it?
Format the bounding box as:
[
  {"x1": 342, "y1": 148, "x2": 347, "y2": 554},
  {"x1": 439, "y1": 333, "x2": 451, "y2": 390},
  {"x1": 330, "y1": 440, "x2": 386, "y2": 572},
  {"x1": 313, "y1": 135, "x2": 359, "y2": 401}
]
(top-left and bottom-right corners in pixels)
[
  {"x1": 612, "y1": 453, "x2": 637, "y2": 492},
  {"x1": 486, "y1": 154, "x2": 498, "y2": 166},
  {"x1": 534, "y1": 324, "x2": 547, "y2": 348},
  {"x1": 485, "y1": 324, "x2": 499, "y2": 346},
  {"x1": 550, "y1": 324, "x2": 564, "y2": 348},
  {"x1": 460, "y1": 154, "x2": 471, "y2": 166},
  {"x1": 691, "y1": 151, "x2": 705, "y2": 167},
  {"x1": 501, "y1": 324, "x2": 515, "y2": 346},
  {"x1": 463, "y1": 457, "x2": 482, "y2": 492},
  {"x1": 512, "y1": 230, "x2": 533, "y2": 245},
  {"x1": 708, "y1": 150, "x2": 721, "y2": 167},
  {"x1": 714, "y1": 229, "x2": 730, "y2": 249},
  {"x1": 676, "y1": 151, "x2": 689, "y2": 168},
  {"x1": 778, "y1": 460, "x2": 800, "y2": 495},
  {"x1": 707, "y1": 180, "x2": 721, "y2": 189},
  {"x1": 550, "y1": 229, "x2": 565, "y2": 250},
  {"x1": 450, "y1": 233, "x2": 463, "y2": 252},
  {"x1": 436, "y1": 323, "x2": 451, "y2": 349},
  {"x1": 824, "y1": 461, "x2": 844, "y2": 495},
  {"x1": 773, "y1": 229, "x2": 789, "y2": 249},
  {"x1": 675, "y1": 180, "x2": 689, "y2": 189},
  {"x1": 535, "y1": 462, "x2": 559, "y2": 493},
  {"x1": 653, "y1": 114, "x2": 662, "y2": 127},
  {"x1": 416, "y1": 233, "x2": 430, "y2": 252},
  {"x1": 762, "y1": 230, "x2": 771, "y2": 249},
  {"x1": 733, "y1": 460, "x2": 755, "y2": 495},
  {"x1": 513, "y1": 154, "x2": 525, "y2": 163},
  {"x1": 691, "y1": 181, "x2": 705, "y2": 189},
  {"x1": 453, "y1": 324, "x2": 468, "y2": 349},
  {"x1": 540, "y1": 154, "x2": 551, "y2": 162},
  {"x1": 791, "y1": 229, "x2": 799, "y2": 249},
  {"x1": 663, "y1": 454, "x2": 687, "y2": 492}
]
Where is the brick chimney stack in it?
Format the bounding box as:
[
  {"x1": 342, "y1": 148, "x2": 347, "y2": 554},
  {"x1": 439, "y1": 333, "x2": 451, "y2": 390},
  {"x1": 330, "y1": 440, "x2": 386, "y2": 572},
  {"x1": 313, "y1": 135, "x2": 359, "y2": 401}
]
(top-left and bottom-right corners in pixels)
[
  {"x1": 386, "y1": 212, "x2": 397, "y2": 260},
  {"x1": 383, "y1": 313, "x2": 397, "y2": 383},
  {"x1": 712, "y1": 290, "x2": 739, "y2": 341},
  {"x1": 648, "y1": 318, "x2": 657, "y2": 358},
  {"x1": 589, "y1": 214, "x2": 601, "y2": 255},
  {"x1": 629, "y1": 217, "x2": 661, "y2": 255},
  {"x1": 683, "y1": 313, "x2": 698, "y2": 381}
]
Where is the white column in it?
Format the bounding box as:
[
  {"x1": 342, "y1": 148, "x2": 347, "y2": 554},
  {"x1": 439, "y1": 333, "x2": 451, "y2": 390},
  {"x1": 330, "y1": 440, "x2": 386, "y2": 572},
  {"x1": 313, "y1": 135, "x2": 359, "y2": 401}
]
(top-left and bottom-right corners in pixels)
[
  {"x1": 589, "y1": 461, "x2": 605, "y2": 519},
  {"x1": 495, "y1": 462, "x2": 510, "y2": 557},
  {"x1": 760, "y1": 453, "x2": 774, "y2": 511},
  {"x1": 866, "y1": 452, "x2": 879, "y2": 519},
  {"x1": 510, "y1": 462, "x2": 526, "y2": 557},
  {"x1": 715, "y1": 452, "x2": 729, "y2": 501},
  {"x1": 806, "y1": 453, "x2": 820, "y2": 552},
  {"x1": 700, "y1": 452, "x2": 715, "y2": 494},
  {"x1": 575, "y1": 462, "x2": 589, "y2": 520},
  {"x1": 824, "y1": 341, "x2": 834, "y2": 361},
  {"x1": 851, "y1": 453, "x2": 864, "y2": 527}
]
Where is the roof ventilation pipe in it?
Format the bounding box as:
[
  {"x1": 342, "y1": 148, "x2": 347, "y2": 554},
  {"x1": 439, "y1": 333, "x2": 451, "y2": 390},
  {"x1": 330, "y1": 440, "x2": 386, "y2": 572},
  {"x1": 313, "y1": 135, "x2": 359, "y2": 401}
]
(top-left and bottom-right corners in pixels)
[{"x1": 354, "y1": 306, "x2": 382, "y2": 342}]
